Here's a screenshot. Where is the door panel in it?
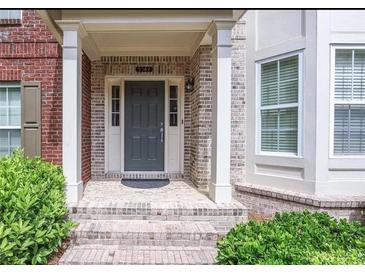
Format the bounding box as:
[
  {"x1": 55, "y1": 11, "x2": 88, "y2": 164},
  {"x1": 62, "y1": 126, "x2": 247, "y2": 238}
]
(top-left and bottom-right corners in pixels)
[{"x1": 125, "y1": 81, "x2": 165, "y2": 171}]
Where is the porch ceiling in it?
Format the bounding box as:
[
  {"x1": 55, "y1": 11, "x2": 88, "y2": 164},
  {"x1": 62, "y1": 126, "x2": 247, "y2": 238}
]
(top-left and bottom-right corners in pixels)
[
  {"x1": 38, "y1": 9, "x2": 245, "y2": 59},
  {"x1": 89, "y1": 31, "x2": 204, "y2": 56}
]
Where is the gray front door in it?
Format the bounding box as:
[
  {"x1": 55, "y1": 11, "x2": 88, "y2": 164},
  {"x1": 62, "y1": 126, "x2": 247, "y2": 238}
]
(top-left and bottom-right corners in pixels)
[{"x1": 125, "y1": 81, "x2": 165, "y2": 171}]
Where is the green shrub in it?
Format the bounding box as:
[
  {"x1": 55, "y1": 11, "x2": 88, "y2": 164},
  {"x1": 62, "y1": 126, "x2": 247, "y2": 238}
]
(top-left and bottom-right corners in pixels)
[
  {"x1": 217, "y1": 210, "x2": 365, "y2": 265},
  {"x1": 0, "y1": 150, "x2": 74, "y2": 264}
]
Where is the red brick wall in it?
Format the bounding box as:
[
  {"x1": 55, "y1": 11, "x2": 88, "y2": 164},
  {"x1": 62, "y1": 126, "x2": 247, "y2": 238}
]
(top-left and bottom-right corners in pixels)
[
  {"x1": 82, "y1": 53, "x2": 91, "y2": 183},
  {"x1": 0, "y1": 10, "x2": 63, "y2": 165}
]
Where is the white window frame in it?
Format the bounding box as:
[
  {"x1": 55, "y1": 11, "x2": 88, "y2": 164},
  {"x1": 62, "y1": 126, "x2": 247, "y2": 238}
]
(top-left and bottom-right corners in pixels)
[
  {"x1": 329, "y1": 44, "x2": 365, "y2": 158},
  {"x1": 256, "y1": 50, "x2": 304, "y2": 157},
  {"x1": 0, "y1": 10, "x2": 22, "y2": 20},
  {"x1": 0, "y1": 82, "x2": 21, "y2": 156}
]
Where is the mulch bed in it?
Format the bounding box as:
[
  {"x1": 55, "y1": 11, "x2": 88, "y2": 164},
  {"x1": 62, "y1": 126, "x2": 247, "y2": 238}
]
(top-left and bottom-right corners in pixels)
[{"x1": 47, "y1": 237, "x2": 71, "y2": 265}]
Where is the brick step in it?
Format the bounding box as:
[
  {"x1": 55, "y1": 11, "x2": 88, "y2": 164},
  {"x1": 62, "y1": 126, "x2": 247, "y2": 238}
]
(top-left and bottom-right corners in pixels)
[
  {"x1": 69, "y1": 201, "x2": 248, "y2": 233},
  {"x1": 59, "y1": 244, "x2": 217, "y2": 265},
  {"x1": 72, "y1": 220, "x2": 219, "y2": 247}
]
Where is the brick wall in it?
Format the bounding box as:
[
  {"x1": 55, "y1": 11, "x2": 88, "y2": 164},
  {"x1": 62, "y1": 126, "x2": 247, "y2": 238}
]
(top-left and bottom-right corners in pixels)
[
  {"x1": 188, "y1": 20, "x2": 246, "y2": 189},
  {"x1": 189, "y1": 46, "x2": 212, "y2": 190},
  {"x1": 90, "y1": 56, "x2": 191, "y2": 178},
  {"x1": 82, "y1": 53, "x2": 92, "y2": 183},
  {"x1": 0, "y1": 10, "x2": 63, "y2": 165},
  {"x1": 234, "y1": 183, "x2": 365, "y2": 223},
  {"x1": 231, "y1": 19, "x2": 246, "y2": 186},
  {"x1": 91, "y1": 61, "x2": 106, "y2": 178}
]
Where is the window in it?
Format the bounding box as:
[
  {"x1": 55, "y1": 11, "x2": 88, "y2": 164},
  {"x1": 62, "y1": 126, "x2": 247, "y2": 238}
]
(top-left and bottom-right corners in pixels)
[
  {"x1": 169, "y1": 85, "x2": 178, "y2": 127},
  {"x1": 0, "y1": 83, "x2": 21, "y2": 156},
  {"x1": 258, "y1": 54, "x2": 301, "y2": 155},
  {"x1": 333, "y1": 48, "x2": 365, "y2": 155},
  {"x1": 0, "y1": 10, "x2": 21, "y2": 20},
  {"x1": 111, "y1": 86, "x2": 120, "y2": 127}
]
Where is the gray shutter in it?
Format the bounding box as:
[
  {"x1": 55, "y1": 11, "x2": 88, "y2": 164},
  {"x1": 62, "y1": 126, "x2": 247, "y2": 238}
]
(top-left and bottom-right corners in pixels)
[{"x1": 21, "y1": 82, "x2": 41, "y2": 157}]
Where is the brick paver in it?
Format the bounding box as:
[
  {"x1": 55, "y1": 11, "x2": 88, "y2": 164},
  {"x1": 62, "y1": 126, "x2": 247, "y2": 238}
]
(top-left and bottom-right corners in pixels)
[
  {"x1": 72, "y1": 219, "x2": 218, "y2": 247},
  {"x1": 60, "y1": 245, "x2": 217, "y2": 265}
]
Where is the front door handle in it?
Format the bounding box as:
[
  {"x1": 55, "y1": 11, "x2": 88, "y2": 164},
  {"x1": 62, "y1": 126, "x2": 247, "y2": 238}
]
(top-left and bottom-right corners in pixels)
[{"x1": 160, "y1": 125, "x2": 164, "y2": 143}]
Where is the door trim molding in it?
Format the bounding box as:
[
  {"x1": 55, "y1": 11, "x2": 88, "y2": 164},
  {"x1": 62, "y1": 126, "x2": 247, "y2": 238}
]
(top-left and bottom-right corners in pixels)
[{"x1": 104, "y1": 75, "x2": 184, "y2": 174}]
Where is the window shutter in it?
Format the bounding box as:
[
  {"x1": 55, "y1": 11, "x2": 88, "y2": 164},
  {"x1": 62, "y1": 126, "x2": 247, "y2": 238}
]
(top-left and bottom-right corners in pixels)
[{"x1": 21, "y1": 82, "x2": 41, "y2": 157}]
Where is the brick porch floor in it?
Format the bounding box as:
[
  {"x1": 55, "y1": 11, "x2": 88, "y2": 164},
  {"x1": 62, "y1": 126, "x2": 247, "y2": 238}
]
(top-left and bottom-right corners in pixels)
[{"x1": 82, "y1": 180, "x2": 219, "y2": 203}]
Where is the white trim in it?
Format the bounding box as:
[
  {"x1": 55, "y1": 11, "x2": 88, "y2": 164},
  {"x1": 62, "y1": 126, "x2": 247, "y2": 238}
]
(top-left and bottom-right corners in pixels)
[
  {"x1": 164, "y1": 80, "x2": 169, "y2": 172},
  {"x1": 179, "y1": 79, "x2": 185, "y2": 173},
  {"x1": 104, "y1": 75, "x2": 185, "y2": 174},
  {"x1": 0, "y1": 126, "x2": 21, "y2": 129},
  {"x1": 255, "y1": 50, "x2": 304, "y2": 157},
  {"x1": 120, "y1": 79, "x2": 125, "y2": 172},
  {"x1": 329, "y1": 44, "x2": 365, "y2": 158}
]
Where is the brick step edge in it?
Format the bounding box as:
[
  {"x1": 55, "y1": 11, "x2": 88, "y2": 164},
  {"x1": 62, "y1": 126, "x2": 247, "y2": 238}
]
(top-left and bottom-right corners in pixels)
[
  {"x1": 59, "y1": 245, "x2": 217, "y2": 265},
  {"x1": 69, "y1": 205, "x2": 247, "y2": 217},
  {"x1": 71, "y1": 220, "x2": 218, "y2": 246}
]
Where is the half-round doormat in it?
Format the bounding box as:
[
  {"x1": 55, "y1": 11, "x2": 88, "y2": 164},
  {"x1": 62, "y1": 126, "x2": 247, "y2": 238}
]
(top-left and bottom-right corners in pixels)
[{"x1": 121, "y1": 179, "x2": 170, "y2": 189}]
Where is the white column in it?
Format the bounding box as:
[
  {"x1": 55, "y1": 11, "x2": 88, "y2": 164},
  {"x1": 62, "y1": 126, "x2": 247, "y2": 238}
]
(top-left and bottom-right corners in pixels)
[
  {"x1": 57, "y1": 21, "x2": 86, "y2": 205},
  {"x1": 208, "y1": 21, "x2": 235, "y2": 203}
]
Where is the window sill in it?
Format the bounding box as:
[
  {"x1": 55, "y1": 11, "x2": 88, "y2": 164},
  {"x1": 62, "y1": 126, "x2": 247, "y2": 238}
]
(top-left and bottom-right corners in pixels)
[{"x1": 256, "y1": 152, "x2": 302, "y2": 158}]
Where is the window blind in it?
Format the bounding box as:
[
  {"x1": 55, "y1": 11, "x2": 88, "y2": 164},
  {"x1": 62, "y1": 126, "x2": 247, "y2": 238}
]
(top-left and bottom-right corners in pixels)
[
  {"x1": 334, "y1": 49, "x2": 365, "y2": 155},
  {"x1": 260, "y1": 55, "x2": 299, "y2": 154},
  {"x1": 0, "y1": 83, "x2": 21, "y2": 156}
]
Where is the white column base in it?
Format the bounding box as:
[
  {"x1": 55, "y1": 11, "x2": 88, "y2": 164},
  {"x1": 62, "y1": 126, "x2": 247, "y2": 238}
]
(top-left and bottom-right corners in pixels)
[
  {"x1": 208, "y1": 183, "x2": 232, "y2": 203},
  {"x1": 66, "y1": 181, "x2": 83, "y2": 206}
]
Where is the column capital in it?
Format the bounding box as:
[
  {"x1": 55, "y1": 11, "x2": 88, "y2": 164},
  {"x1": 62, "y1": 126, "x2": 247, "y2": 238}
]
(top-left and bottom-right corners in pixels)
[
  {"x1": 55, "y1": 20, "x2": 88, "y2": 39},
  {"x1": 207, "y1": 20, "x2": 236, "y2": 48}
]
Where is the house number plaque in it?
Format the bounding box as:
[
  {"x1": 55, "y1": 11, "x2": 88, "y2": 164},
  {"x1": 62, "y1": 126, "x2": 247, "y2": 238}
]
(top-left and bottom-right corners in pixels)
[{"x1": 136, "y1": 66, "x2": 153, "y2": 73}]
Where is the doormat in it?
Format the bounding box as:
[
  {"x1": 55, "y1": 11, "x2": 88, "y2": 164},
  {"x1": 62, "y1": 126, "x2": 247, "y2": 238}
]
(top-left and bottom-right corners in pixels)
[{"x1": 121, "y1": 179, "x2": 170, "y2": 189}]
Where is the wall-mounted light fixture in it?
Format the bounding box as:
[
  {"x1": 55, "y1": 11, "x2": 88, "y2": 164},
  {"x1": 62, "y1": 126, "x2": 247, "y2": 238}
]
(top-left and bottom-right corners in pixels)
[{"x1": 185, "y1": 77, "x2": 194, "y2": 91}]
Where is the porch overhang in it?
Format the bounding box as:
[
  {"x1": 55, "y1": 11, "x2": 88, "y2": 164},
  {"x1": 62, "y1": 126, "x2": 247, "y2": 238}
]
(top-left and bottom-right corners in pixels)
[
  {"x1": 38, "y1": 9, "x2": 245, "y2": 59},
  {"x1": 44, "y1": 9, "x2": 246, "y2": 205}
]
